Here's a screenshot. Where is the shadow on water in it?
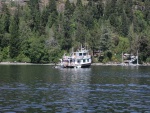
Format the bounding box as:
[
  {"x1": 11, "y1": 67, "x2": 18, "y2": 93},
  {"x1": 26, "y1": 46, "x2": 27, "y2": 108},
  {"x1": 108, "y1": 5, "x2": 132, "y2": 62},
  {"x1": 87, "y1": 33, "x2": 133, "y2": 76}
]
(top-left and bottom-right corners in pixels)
[{"x1": 0, "y1": 65, "x2": 150, "y2": 112}]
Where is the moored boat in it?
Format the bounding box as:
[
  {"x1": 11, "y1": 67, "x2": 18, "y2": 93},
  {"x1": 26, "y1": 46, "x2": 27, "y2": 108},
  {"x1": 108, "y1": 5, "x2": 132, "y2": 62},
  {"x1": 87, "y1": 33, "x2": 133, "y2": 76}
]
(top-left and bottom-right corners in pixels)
[{"x1": 60, "y1": 48, "x2": 92, "y2": 68}]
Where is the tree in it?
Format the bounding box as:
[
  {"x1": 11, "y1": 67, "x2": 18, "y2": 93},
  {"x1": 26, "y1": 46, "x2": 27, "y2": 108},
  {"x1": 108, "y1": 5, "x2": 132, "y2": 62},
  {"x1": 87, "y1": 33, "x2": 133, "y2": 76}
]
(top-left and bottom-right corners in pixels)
[
  {"x1": 93, "y1": 0, "x2": 104, "y2": 20},
  {"x1": 65, "y1": 0, "x2": 74, "y2": 16},
  {"x1": 120, "y1": 10, "x2": 129, "y2": 37},
  {"x1": 88, "y1": 23, "x2": 101, "y2": 55},
  {"x1": 75, "y1": 23, "x2": 87, "y2": 46},
  {"x1": 138, "y1": 35, "x2": 150, "y2": 62},
  {"x1": 9, "y1": 9, "x2": 20, "y2": 58},
  {"x1": 100, "y1": 28, "x2": 112, "y2": 52},
  {"x1": 125, "y1": 0, "x2": 133, "y2": 23},
  {"x1": 104, "y1": 0, "x2": 117, "y2": 19},
  {"x1": 1, "y1": 3, "x2": 10, "y2": 33},
  {"x1": 28, "y1": 0, "x2": 41, "y2": 33},
  {"x1": 144, "y1": 0, "x2": 150, "y2": 25},
  {"x1": 133, "y1": 10, "x2": 147, "y2": 33},
  {"x1": 116, "y1": 0, "x2": 124, "y2": 15},
  {"x1": 0, "y1": 3, "x2": 10, "y2": 49},
  {"x1": 76, "y1": 0, "x2": 82, "y2": 7},
  {"x1": 18, "y1": 20, "x2": 32, "y2": 57},
  {"x1": 28, "y1": 35, "x2": 49, "y2": 63},
  {"x1": 47, "y1": 0, "x2": 58, "y2": 28}
]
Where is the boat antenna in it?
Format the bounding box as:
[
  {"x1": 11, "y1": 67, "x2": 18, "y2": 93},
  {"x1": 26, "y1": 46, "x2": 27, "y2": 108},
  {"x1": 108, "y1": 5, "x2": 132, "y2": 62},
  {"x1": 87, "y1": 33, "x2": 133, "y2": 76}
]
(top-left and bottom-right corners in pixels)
[
  {"x1": 122, "y1": 52, "x2": 124, "y2": 65},
  {"x1": 137, "y1": 50, "x2": 139, "y2": 65}
]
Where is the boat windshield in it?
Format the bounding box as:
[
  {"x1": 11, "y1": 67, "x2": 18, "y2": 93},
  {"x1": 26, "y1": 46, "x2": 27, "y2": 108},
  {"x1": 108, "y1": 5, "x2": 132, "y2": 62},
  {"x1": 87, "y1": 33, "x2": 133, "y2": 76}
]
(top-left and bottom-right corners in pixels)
[
  {"x1": 79, "y1": 53, "x2": 82, "y2": 56},
  {"x1": 83, "y1": 53, "x2": 86, "y2": 56}
]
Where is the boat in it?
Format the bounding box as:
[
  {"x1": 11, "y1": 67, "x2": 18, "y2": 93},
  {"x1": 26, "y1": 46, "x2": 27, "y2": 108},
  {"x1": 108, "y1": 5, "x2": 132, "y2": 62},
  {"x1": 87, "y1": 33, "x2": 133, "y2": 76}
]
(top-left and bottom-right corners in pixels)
[
  {"x1": 122, "y1": 52, "x2": 139, "y2": 66},
  {"x1": 59, "y1": 48, "x2": 92, "y2": 68}
]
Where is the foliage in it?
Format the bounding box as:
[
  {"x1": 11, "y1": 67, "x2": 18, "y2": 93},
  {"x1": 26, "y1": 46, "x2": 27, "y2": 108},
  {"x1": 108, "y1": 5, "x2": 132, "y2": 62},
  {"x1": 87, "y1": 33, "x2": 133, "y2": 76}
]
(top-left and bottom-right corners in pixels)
[{"x1": 0, "y1": 0, "x2": 149, "y2": 63}]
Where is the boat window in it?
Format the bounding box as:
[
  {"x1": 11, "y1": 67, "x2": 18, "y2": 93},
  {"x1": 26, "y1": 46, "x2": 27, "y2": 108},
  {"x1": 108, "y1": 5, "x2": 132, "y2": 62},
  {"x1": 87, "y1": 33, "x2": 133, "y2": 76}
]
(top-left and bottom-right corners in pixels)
[
  {"x1": 83, "y1": 53, "x2": 86, "y2": 56},
  {"x1": 77, "y1": 60, "x2": 80, "y2": 63},
  {"x1": 83, "y1": 59, "x2": 86, "y2": 62},
  {"x1": 79, "y1": 53, "x2": 82, "y2": 56},
  {"x1": 87, "y1": 59, "x2": 89, "y2": 62}
]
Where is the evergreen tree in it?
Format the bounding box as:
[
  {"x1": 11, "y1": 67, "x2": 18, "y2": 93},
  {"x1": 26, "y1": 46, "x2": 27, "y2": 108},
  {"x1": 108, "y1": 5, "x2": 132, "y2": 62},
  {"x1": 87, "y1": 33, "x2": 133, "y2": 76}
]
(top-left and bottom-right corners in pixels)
[
  {"x1": 133, "y1": 10, "x2": 147, "y2": 32},
  {"x1": 47, "y1": 0, "x2": 58, "y2": 28},
  {"x1": 120, "y1": 10, "x2": 129, "y2": 37},
  {"x1": 19, "y1": 20, "x2": 32, "y2": 57},
  {"x1": 28, "y1": 36, "x2": 48, "y2": 63},
  {"x1": 144, "y1": 0, "x2": 150, "y2": 25},
  {"x1": 116, "y1": 0, "x2": 124, "y2": 15},
  {"x1": 100, "y1": 28, "x2": 112, "y2": 52},
  {"x1": 104, "y1": 0, "x2": 117, "y2": 19},
  {"x1": 75, "y1": 23, "x2": 87, "y2": 46},
  {"x1": 1, "y1": 3, "x2": 10, "y2": 33},
  {"x1": 9, "y1": 9, "x2": 20, "y2": 58},
  {"x1": 0, "y1": 2, "x2": 10, "y2": 50},
  {"x1": 82, "y1": 5, "x2": 94, "y2": 29},
  {"x1": 65, "y1": 0, "x2": 75, "y2": 19},
  {"x1": 28, "y1": 0, "x2": 41, "y2": 32},
  {"x1": 125, "y1": 0, "x2": 133, "y2": 23},
  {"x1": 94, "y1": 0, "x2": 104, "y2": 20},
  {"x1": 88, "y1": 23, "x2": 101, "y2": 55},
  {"x1": 76, "y1": 0, "x2": 82, "y2": 7},
  {"x1": 138, "y1": 35, "x2": 150, "y2": 62}
]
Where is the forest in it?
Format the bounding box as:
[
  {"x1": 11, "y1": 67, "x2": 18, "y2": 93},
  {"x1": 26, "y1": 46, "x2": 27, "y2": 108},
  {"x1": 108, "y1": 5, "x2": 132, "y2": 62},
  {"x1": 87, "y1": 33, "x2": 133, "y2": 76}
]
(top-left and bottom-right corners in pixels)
[{"x1": 0, "y1": 0, "x2": 150, "y2": 63}]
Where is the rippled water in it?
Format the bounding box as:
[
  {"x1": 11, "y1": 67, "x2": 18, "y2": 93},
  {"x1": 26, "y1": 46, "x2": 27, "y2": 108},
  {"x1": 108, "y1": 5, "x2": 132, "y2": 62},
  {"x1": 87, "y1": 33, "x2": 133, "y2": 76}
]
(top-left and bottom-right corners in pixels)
[{"x1": 0, "y1": 65, "x2": 150, "y2": 112}]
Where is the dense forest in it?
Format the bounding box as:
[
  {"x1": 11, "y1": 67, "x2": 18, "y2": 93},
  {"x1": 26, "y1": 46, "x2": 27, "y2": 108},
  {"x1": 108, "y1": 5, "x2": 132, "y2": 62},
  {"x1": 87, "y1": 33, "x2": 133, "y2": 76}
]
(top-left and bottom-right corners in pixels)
[{"x1": 0, "y1": 0, "x2": 150, "y2": 63}]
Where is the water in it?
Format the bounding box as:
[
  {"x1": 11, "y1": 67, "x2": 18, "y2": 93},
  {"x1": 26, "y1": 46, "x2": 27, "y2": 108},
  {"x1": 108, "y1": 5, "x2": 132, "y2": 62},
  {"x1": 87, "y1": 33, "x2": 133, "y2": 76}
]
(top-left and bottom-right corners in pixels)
[{"x1": 0, "y1": 65, "x2": 150, "y2": 113}]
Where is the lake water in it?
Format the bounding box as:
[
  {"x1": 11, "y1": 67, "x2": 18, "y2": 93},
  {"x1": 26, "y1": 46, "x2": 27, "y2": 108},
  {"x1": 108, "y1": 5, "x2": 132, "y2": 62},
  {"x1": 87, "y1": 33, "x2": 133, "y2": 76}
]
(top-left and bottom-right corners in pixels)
[{"x1": 0, "y1": 65, "x2": 150, "y2": 113}]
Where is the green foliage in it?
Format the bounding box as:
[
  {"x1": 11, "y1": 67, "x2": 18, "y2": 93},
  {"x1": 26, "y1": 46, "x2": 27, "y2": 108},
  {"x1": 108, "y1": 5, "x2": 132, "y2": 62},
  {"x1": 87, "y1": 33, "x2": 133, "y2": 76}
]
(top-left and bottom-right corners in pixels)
[
  {"x1": 27, "y1": 36, "x2": 48, "y2": 63},
  {"x1": 133, "y1": 10, "x2": 147, "y2": 32},
  {"x1": 9, "y1": 10, "x2": 20, "y2": 58},
  {"x1": 0, "y1": 0, "x2": 149, "y2": 63},
  {"x1": 99, "y1": 26, "x2": 112, "y2": 52},
  {"x1": 138, "y1": 35, "x2": 150, "y2": 62},
  {"x1": 16, "y1": 53, "x2": 30, "y2": 62},
  {"x1": 120, "y1": 10, "x2": 129, "y2": 37},
  {"x1": 1, "y1": 47, "x2": 10, "y2": 60},
  {"x1": 146, "y1": 57, "x2": 150, "y2": 63}
]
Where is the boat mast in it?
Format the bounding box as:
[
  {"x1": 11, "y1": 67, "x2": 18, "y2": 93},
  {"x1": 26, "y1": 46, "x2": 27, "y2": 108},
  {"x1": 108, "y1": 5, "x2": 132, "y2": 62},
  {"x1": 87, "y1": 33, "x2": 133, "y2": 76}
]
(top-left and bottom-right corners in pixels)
[
  {"x1": 122, "y1": 52, "x2": 124, "y2": 65},
  {"x1": 137, "y1": 50, "x2": 139, "y2": 65}
]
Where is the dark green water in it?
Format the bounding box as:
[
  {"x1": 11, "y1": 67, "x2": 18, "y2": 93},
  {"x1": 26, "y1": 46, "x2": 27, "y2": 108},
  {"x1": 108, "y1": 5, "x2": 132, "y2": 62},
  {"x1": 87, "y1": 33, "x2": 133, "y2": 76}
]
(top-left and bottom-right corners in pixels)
[{"x1": 0, "y1": 65, "x2": 150, "y2": 113}]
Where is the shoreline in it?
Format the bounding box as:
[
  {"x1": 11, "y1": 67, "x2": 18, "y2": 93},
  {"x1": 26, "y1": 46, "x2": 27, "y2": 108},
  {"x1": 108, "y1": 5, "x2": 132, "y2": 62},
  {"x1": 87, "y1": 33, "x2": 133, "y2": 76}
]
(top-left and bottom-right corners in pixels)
[
  {"x1": 0, "y1": 62, "x2": 150, "y2": 66},
  {"x1": 0, "y1": 62, "x2": 54, "y2": 65}
]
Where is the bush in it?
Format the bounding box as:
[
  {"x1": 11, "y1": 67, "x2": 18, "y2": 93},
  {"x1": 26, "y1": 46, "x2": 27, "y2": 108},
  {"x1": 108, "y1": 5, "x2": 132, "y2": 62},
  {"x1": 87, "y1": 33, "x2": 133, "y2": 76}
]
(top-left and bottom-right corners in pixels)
[
  {"x1": 16, "y1": 54, "x2": 31, "y2": 62},
  {"x1": 146, "y1": 57, "x2": 150, "y2": 63}
]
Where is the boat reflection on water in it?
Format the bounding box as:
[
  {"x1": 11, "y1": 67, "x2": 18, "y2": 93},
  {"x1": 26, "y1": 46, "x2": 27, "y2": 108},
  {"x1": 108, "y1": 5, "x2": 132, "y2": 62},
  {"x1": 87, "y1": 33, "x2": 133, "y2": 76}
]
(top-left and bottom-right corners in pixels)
[
  {"x1": 57, "y1": 68, "x2": 92, "y2": 111},
  {"x1": 59, "y1": 68, "x2": 91, "y2": 84}
]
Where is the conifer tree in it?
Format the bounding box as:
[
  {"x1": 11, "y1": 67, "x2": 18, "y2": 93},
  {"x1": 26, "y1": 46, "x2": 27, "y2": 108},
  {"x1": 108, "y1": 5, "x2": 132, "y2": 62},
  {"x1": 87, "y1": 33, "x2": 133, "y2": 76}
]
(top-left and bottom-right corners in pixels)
[
  {"x1": 100, "y1": 28, "x2": 111, "y2": 52},
  {"x1": 28, "y1": 0, "x2": 41, "y2": 32},
  {"x1": 125, "y1": 0, "x2": 133, "y2": 23},
  {"x1": 104, "y1": 0, "x2": 117, "y2": 19},
  {"x1": 9, "y1": 9, "x2": 20, "y2": 58},
  {"x1": 1, "y1": 3, "x2": 10, "y2": 33},
  {"x1": 121, "y1": 10, "x2": 129, "y2": 37},
  {"x1": 76, "y1": 0, "x2": 83, "y2": 8},
  {"x1": 47, "y1": 0, "x2": 58, "y2": 28},
  {"x1": 144, "y1": 0, "x2": 150, "y2": 25},
  {"x1": 116, "y1": 0, "x2": 124, "y2": 15}
]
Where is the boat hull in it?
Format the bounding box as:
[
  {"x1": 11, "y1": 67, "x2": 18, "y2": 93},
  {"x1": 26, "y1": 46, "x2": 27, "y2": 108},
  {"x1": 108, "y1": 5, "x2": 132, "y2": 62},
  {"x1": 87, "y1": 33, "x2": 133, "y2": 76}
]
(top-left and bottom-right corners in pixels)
[
  {"x1": 80, "y1": 63, "x2": 91, "y2": 68},
  {"x1": 64, "y1": 63, "x2": 91, "y2": 68}
]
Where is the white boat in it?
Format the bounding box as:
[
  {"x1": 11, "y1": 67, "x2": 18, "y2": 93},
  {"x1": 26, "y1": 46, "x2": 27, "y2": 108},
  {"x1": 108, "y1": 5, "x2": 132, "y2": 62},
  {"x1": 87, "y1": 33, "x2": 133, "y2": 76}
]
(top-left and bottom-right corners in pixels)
[
  {"x1": 59, "y1": 48, "x2": 92, "y2": 68},
  {"x1": 122, "y1": 52, "x2": 139, "y2": 66}
]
